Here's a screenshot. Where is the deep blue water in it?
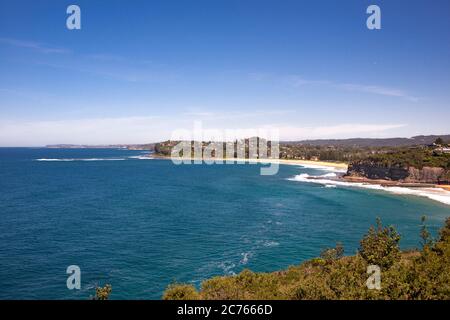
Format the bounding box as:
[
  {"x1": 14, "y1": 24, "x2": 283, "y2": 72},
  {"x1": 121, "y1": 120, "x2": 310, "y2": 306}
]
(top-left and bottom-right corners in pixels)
[{"x1": 0, "y1": 148, "x2": 449, "y2": 299}]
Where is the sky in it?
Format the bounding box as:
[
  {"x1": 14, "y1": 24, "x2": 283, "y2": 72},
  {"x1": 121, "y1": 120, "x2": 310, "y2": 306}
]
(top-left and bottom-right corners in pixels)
[{"x1": 0, "y1": 0, "x2": 449, "y2": 146}]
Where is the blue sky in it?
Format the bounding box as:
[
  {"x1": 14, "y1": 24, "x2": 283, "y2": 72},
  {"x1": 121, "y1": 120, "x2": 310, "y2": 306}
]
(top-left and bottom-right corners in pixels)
[{"x1": 0, "y1": 0, "x2": 449, "y2": 146}]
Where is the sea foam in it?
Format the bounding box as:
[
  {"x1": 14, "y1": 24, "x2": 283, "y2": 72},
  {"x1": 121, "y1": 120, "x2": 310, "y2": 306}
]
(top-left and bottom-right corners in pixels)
[
  {"x1": 128, "y1": 155, "x2": 153, "y2": 160},
  {"x1": 295, "y1": 163, "x2": 347, "y2": 173},
  {"x1": 289, "y1": 172, "x2": 450, "y2": 206},
  {"x1": 35, "y1": 155, "x2": 154, "y2": 161},
  {"x1": 36, "y1": 158, "x2": 126, "y2": 161}
]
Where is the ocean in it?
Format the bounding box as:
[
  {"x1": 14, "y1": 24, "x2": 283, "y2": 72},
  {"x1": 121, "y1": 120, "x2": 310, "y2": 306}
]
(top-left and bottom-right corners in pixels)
[{"x1": 0, "y1": 148, "x2": 449, "y2": 299}]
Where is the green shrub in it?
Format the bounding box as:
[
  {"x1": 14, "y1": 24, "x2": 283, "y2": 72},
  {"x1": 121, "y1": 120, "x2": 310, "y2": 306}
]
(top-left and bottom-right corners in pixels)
[
  {"x1": 358, "y1": 218, "x2": 401, "y2": 270},
  {"x1": 162, "y1": 284, "x2": 200, "y2": 300},
  {"x1": 320, "y1": 242, "x2": 344, "y2": 263},
  {"x1": 309, "y1": 257, "x2": 326, "y2": 266},
  {"x1": 93, "y1": 284, "x2": 112, "y2": 300}
]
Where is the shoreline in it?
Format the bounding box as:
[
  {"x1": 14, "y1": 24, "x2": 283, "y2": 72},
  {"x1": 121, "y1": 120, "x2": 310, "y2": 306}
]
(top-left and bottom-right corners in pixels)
[
  {"x1": 151, "y1": 154, "x2": 348, "y2": 171},
  {"x1": 292, "y1": 174, "x2": 450, "y2": 206},
  {"x1": 151, "y1": 153, "x2": 450, "y2": 195},
  {"x1": 341, "y1": 176, "x2": 450, "y2": 192}
]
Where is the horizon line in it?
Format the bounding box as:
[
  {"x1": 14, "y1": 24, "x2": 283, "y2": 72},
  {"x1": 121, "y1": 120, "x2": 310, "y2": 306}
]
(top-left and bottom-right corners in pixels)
[{"x1": 1, "y1": 133, "x2": 449, "y2": 148}]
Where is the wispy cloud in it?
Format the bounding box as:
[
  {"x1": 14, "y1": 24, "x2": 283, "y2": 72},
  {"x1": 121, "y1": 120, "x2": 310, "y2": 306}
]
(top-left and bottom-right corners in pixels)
[
  {"x1": 265, "y1": 123, "x2": 407, "y2": 140},
  {"x1": 282, "y1": 74, "x2": 418, "y2": 101},
  {"x1": 285, "y1": 75, "x2": 331, "y2": 87},
  {"x1": 0, "y1": 37, "x2": 167, "y2": 80},
  {"x1": 0, "y1": 116, "x2": 165, "y2": 146},
  {"x1": 84, "y1": 53, "x2": 127, "y2": 62},
  {"x1": 0, "y1": 115, "x2": 407, "y2": 146},
  {"x1": 0, "y1": 87, "x2": 60, "y2": 105},
  {"x1": 249, "y1": 72, "x2": 417, "y2": 101},
  {"x1": 35, "y1": 61, "x2": 174, "y2": 83},
  {"x1": 0, "y1": 37, "x2": 70, "y2": 54},
  {"x1": 247, "y1": 72, "x2": 270, "y2": 81},
  {"x1": 182, "y1": 110, "x2": 295, "y2": 120},
  {"x1": 83, "y1": 53, "x2": 167, "y2": 69},
  {"x1": 337, "y1": 83, "x2": 419, "y2": 102}
]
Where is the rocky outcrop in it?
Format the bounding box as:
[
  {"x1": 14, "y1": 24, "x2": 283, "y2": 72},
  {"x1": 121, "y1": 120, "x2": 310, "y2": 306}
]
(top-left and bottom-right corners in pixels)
[
  {"x1": 346, "y1": 162, "x2": 409, "y2": 180},
  {"x1": 405, "y1": 167, "x2": 446, "y2": 184},
  {"x1": 346, "y1": 161, "x2": 449, "y2": 184}
]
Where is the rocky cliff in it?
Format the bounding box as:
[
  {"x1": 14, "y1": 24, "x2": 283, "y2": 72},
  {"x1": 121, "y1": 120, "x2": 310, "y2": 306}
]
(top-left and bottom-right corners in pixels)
[{"x1": 346, "y1": 161, "x2": 449, "y2": 184}]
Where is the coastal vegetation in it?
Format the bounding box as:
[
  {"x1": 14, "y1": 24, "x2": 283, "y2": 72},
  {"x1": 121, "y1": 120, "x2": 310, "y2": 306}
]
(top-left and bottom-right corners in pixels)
[
  {"x1": 91, "y1": 284, "x2": 112, "y2": 300},
  {"x1": 154, "y1": 136, "x2": 450, "y2": 164},
  {"x1": 361, "y1": 147, "x2": 450, "y2": 170},
  {"x1": 152, "y1": 136, "x2": 450, "y2": 185},
  {"x1": 163, "y1": 217, "x2": 450, "y2": 300},
  {"x1": 154, "y1": 139, "x2": 382, "y2": 162},
  {"x1": 154, "y1": 137, "x2": 450, "y2": 184},
  {"x1": 345, "y1": 144, "x2": 450, "y2": 184}
]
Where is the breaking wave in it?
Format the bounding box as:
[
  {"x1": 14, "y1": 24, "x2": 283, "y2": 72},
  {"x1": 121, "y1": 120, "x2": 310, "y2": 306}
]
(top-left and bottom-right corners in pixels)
[
  {"x1": 36, "y1": 155, "x2": 153, "y2": 161},
  {"x1": 288, "y1": 173, "x2": 450, "y2": 206},
  {"x1": 35, "y1": 158, "x2": 126, "y2": 161},
  {"x1": 128, "y1": 155, "x2": 153, "y2": 160},
  {"x1": 298, "y1": 163, "x2": 347, "y2": 173}
]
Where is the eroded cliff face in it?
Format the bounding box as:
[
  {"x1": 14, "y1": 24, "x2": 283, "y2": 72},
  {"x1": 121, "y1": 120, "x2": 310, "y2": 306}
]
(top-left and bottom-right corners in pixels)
[
  {"x1": 405, "y1": 167, "x2": 446, "y2": 183},
  {"x1": 346, "y1": 161, "x2": 448, "y2": 184},
  {"x1": 346, "y1": 162, "x2": 409, "y2": 180}
]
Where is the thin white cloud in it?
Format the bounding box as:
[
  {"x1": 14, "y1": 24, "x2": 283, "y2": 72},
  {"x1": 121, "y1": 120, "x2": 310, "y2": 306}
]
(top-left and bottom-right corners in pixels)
[
  {"x1": 0, "y1": 38, "x2": 70, "y2": 54},
  {"x1": 35, "y1": 61, "x2": 165, "y2": 83},
  {"x1": 286, "y1": 75, "x2": 331, "y2": 87},
  {"x1": 247, "y1": 72, "x2": 271, "y2": 81},
  {"x1": 0, "y1": 117, "x2": 166, "y2": 146},
  {"x1": 337, "y1": 83, "x2": 419, "y2": 102},
  {"x1": 84, "y1": 53, "x2": 128, "y2": 62},
  {"x1": 182, "y1": 110, "x2": 295, "y2": 120},
  {"x1": 266, "y1": 123, "x2": 407, "y2": 140},
  {"x1": 84, "y1": 53, "x2": 166, "y2": 68},
  {"x1": 281, "y1": 74, "x2": 418, "y2": 101},
  {"x1": 182, "y1": 111, "x2": 217, "y2": 117},
  {"x1": 0, "y1": 116, "x2": 407, "y2": 146},
  {"x1": 0, "y1": 38, "x2": 172, "y2": 83}
]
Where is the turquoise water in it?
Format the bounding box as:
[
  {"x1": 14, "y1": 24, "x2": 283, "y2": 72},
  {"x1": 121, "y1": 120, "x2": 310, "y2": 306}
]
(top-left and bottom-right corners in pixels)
[{"x1": 0, "y1": 148, "x2": 449, "y2": 299}]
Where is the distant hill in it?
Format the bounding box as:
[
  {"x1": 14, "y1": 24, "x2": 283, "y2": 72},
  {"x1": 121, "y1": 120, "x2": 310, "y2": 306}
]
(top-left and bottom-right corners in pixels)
[
  {"x1": 46, "y1": 135, "x2": 450, "y2": 150},
  {"x1": 283, "y1": 135, "x2": 450, "y2": 147}
]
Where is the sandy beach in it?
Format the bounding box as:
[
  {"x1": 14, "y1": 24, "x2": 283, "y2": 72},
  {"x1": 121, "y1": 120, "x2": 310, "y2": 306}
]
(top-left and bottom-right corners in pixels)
[{"x1": 152, "y1": 154, "x2": 348, "y2": 171}]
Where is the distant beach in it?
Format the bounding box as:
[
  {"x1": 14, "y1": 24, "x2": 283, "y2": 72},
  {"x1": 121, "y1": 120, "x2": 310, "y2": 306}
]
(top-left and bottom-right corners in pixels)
[{"x1": 152, "y1": 154, "x2": 348, "y2": 171}]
